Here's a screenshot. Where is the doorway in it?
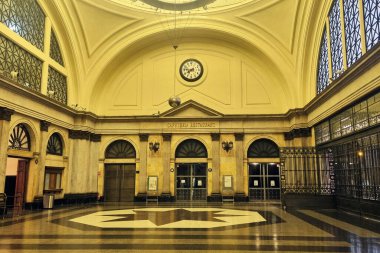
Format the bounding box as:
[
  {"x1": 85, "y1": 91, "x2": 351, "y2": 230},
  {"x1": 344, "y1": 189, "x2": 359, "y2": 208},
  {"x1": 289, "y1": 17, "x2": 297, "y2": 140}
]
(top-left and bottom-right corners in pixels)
[
  {"x1": 249, "y1": 163, "x2": 281, "y2": 200},
  {"x1": 176, "y1": 163, "x2": 207, "y2": 201},
  {"x1": 104, "y1": 164, "x2": 136, "y2": 202},
  {"x1": 4, "y1": 157, "x2": 29, "y2": 208}
]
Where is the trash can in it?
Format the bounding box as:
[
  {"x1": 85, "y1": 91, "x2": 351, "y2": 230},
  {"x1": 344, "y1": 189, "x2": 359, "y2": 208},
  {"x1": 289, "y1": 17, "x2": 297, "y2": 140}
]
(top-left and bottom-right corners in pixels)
[{"x1": 43, "y1": 194, "x2": 54, "y2": 209}]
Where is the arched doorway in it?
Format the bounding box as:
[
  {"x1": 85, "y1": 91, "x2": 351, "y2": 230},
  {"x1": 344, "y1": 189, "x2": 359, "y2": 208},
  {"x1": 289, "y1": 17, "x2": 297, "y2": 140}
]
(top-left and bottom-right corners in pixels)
[
  {"x1": 247, "y1": 138, "x2": 280, "y2": 201},
  {"x1": 6, "y1": 123, "x2": 31, "y2": 209},
  {"x1": 104, "y1": 140, "x2": 136, "y2": 202},
  {"x1": 175, "y1": 139, "x2": 208, "y2": 201}
]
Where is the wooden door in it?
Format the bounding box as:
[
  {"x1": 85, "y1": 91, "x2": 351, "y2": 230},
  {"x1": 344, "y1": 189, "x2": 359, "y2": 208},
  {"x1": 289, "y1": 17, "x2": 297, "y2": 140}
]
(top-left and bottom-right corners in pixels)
[
  {"x1": 14, "y1": 160, "x2": 28, "y2": 211},
  {"x1": 104, "y1": 164, "x2": 135, "y2": 202},
  {"x1": 119, "y1": 165, "x2": 136, "y2": 202}
]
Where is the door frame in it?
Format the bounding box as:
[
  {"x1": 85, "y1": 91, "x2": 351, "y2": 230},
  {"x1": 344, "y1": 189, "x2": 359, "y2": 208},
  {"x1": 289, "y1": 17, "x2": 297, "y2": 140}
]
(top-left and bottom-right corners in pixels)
[
  {"x1": 248, "y1": 161, "x2": 281, "y2": 201},
  {"x1": 103, "y1": 163, "x2": 136, "y2": 202},
  {"x1": 175, "y1": 162, "x2": 208, "y2": 202},
  {"x1": 4, "y1": 156, "x2": 30, "y2": 209}
]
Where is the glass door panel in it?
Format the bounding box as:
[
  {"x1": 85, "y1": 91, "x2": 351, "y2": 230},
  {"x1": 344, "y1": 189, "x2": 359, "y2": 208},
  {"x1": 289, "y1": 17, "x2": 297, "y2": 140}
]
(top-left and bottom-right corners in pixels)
[
  {"x1": 249, "y1": 163, "x2": 281, "y2": 201},
  {"x1": 176, "y1": 163, "x2": 207, "y2": 201}
]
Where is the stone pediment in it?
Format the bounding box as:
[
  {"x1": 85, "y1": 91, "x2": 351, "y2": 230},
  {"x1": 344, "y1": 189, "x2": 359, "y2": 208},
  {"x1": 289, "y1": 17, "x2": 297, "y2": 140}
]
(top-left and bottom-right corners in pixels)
[{"x1": 160, "y1": 100, "x2": 223, "y2": 118}]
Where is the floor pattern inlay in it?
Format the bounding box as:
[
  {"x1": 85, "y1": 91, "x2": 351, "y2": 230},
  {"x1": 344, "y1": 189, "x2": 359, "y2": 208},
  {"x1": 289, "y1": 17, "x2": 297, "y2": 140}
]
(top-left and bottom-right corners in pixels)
[{"x1": 69, "y1": 208, "x2": 266, "y2": 229}]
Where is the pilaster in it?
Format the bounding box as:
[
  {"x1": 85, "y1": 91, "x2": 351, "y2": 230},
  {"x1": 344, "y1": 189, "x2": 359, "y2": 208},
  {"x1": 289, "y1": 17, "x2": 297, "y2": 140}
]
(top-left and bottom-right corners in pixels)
[
  {"x1": 137, "y1": 133, "x2": 148, "y2": 200},
  {"x1": 161, "y1": 133, "x2": 172, "y2": 201},
  {"x1": 234, "y1": 133, "x2": 246, "y2": 201},
  {"x1": 209, "y1": 133, "x2": 221, "y2": 202},
  {"x1": 0, "y1": 107, "x2": 13, "y2": 193}
]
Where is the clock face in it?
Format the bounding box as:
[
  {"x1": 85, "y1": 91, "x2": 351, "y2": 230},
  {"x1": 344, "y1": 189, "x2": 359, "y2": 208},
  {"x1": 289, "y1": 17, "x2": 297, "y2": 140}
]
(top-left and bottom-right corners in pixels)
[{"x1": 179, "y1": 59, "x2": 203, "y2": 82}]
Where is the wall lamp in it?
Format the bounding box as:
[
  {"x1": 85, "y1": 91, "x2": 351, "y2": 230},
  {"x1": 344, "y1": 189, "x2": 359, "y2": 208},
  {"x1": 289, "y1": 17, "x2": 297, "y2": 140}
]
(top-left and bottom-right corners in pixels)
[
  {"x1": 149, "y1": 141, "x2": 160, "y2": 152},
  {"x1": 222, "y1": 141, "x2": 233, "y2": 152}
]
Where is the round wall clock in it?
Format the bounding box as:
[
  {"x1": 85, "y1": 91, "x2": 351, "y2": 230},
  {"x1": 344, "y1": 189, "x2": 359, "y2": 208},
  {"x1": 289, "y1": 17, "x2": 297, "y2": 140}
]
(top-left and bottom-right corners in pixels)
[{"x1": 179, "y1": 58, "x2": 204, "y2": 82}]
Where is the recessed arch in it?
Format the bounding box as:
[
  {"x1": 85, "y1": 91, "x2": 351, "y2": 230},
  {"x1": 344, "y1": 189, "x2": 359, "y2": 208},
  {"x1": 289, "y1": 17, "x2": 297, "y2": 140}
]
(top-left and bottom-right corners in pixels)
[
  {"x1": 247, "y1": 138, "x2": 280, "y2": 158},
  {"x1": 105, "y1": 140, "x2": 136, "y2": 159},
  {"x1": 175, "y1": 139, "x2": 208, "y2": 158},
  {"x1": 8, "y1": 123, "x2": 31, "y2": 151},
  {"x1": 46, "y1": 132, "x2": 64, "y2": 156}
]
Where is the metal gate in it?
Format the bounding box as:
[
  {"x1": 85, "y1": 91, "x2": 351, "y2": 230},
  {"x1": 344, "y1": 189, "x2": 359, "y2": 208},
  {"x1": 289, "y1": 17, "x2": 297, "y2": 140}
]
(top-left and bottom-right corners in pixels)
[
  {"x1": 176, "y1": 163, "x2": 207, "y2": 201},
  {"x1": 249, "y1": 163, "x2": 281, "y2": 200}
]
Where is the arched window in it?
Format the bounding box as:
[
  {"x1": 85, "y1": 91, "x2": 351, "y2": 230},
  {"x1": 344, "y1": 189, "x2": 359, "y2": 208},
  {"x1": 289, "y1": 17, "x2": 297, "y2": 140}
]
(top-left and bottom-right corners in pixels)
[
  {"x1": 0, "y1": 0, "x2": 67, "y2": 103},
  {"x1": 175, "y1": 139, "x2": 207, "y2": 158},
  {"x1": 317, "y1": 0, "x2": 380, "y2": 94},
  {"x1": 8, "y1": 123, "x2": 31, "y2": 151},
  {"x1": 247, "y1": 139, "x2": 279, "y2": 158},
  {"x1": 47, "y1": 133, "x2": 63, "y2": 156},
  {"x1": 0, "y1": 0, "x2": 45, "y2": 50},
  {"x1": 105, "y1": 140, "x2": 136, "y2": 158},
  {"x1": 363, "y1": 0, "x2": 380, "y2": 50}
]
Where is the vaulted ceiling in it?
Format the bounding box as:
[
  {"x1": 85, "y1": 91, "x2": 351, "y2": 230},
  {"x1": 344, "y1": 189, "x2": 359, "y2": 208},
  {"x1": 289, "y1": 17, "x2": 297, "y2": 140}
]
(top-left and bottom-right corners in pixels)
[{"x1": 41, "y1": 0, "x2": 330, "y2": 115}]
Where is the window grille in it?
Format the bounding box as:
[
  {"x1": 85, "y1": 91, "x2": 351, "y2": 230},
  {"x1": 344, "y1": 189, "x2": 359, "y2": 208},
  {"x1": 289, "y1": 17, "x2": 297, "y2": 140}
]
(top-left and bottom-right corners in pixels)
[
  {"x1": 343, "y1": 0, "x2": 363, "y2": 67},
  {"x1": 105, "y1": 140, "x2": 136, "y2": 158},
  {"x1": 0, "y1": 0, "x2": 45, "y2": 50},
  {"x1": 50, "y1": 30, "x2": 64, "y2": 66},
  {"x1": 363, "y1": 0, "x2": 380, "y2": 50},
  {"x1": 317, "y1": 29, "x2": 330, "y2": 94},
  {"x1": 329, "y1": 0, "x2": 344, "y2": 80},
  {"x1": 0, "y1": 35, "x2": 42, "y2": 91},
  {"x1": 47, "y1": 67, "x2": 67, "y2": 104},
  {"x1": 47, "y1": 133, "x2": 63, "y2": 156},
  {"x1": 8, "y1": 123, "x2": 30, "y2": 151},
  {"x1": 175, "y1": 139, "x2": 207, "y2": 158}
]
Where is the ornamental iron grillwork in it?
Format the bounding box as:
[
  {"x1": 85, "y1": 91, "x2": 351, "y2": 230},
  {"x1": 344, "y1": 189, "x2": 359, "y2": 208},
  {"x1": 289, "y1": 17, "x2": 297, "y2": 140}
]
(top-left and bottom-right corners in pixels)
[
  {"x1": 175, "y1": 139, "x2": 207, "y2": 158},
  {"x1": 280, "y1": 148, "x2": 334, "y2": 195},
  {"x1": 47, "y1": 66, "x2": 67, "y2": 104},
  {"x1": 0, "y1": 35, "x2": 42, "y2": 91},
  {"x1": 329, "y1": 0, "x2": 344, "y2": 80},
  {"x1": 329, "y1": 132, "x2": 380, "y2": 201},
  {"x1": 315, "y1": 91, "x2": 380, "y2": 145},
  {"x1": 0, "y1": 0, "x2": 45, "y2": 50},
  {"x1": 343, "y1": 0, "x2": 362, "y2": 67},
  {"x1": 8, "y1": 123, "x2": 30, "y2": 151},
  {"x1": 317, "y1": 0, "x2": 380, "y2": 94},
  {"x1": 247, "y1": 138, "x2": 279, "y2": 158},
  {"x1": 363, "y1": 0, "x2": 380, "y2": 50},
  {"x1": 105, "y1": 140, "x2": 136, "y2": 158},
  {"x1": 47, "y1": 133, "x2": 63, "y2": 155},
  {"x1": 317, "y1": 29, "x2": 330, "y2": 94},
  {"x1": 49, "y1": 30, "x2": 64, "y2": 66}
]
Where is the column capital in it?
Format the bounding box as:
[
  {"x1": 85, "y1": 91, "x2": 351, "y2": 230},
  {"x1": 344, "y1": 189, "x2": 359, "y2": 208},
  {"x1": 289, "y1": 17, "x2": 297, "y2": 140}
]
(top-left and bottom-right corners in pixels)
[
  {"x1": 234, "y1": 133, "x2": 244, "y2": 141},
  {"x1": 40, "y1": 120, "x2": 50, "y2": 132},
  {"x1": 0, "y1": 107, "x2": 14, "y2": 121},
  {"x1": 139, "y1": 133, "x2": 149, "y2": 142},
  {"x1": 211, "y1": 133, "x2": 220, "y2": 141},
  {"x1": 90, "y1": 133, "x2": 101, "y2": 142},
  {"x1": 162, "y1": 133, "x2": 172, "y2": 141},
  {"x1": 69, "y1": 130, "x2": 91, "y2": 140}
]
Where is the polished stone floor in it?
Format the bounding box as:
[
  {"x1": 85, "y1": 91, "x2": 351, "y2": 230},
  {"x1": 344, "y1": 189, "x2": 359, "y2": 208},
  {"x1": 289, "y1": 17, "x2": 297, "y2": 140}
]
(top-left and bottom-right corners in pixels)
[{"x1": 1, "y1": 202, "x2": 380, "y2": 252}]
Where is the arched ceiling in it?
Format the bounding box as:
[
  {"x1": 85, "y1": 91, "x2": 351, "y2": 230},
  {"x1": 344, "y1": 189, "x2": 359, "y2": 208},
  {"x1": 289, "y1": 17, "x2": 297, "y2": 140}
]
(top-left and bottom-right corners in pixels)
[{"x1": 42, "y1": 0, "x2": 327, "y2": 114}]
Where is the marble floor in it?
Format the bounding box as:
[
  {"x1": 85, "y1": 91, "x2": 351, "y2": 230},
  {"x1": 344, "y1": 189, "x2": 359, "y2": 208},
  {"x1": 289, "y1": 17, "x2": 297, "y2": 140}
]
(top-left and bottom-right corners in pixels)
[{"x1": 1, "y1": 202, "x2": 380, "y2": 252}]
